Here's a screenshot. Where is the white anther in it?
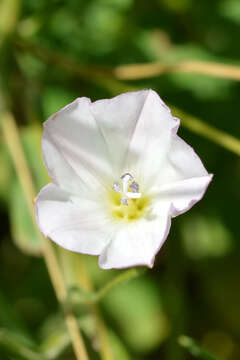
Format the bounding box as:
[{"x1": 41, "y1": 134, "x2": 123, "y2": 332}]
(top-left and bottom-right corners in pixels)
[
  {"x1": 120, "y1": 198, "x2": 128, "y2": 205},
  {"x1": 113, "y1": 173, "x2": 141, "y2": 205},
  {"x1": 112, "y1": 182, "x2": 121, "y2": 192},
  {"x1": 130, "y1": 181, "x2": 139, "y2": 193}
]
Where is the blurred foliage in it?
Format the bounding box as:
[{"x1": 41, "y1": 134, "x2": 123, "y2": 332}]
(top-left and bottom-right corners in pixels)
[{"x1": 1, "y1": 0, "x2": 240, "y2": 359}]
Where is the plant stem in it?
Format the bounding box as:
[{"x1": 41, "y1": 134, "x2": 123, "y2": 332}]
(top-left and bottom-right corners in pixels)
[
  {"x1": 172, "y1": 106, "x2": 240, "y2": 157},
  {"x1": 16, "y1": 39, "x2": 240, "y2": 83},
  {"x1": 114, "y1": 60, "x2": 240, "y2": 81},
  {"x1": 16, "y1": 39, "x2": 240, "y2": 158},
  {"x1": 69, "y1": 268, "x2": 146, "y2": 305},
  {"x1": 178, "y1": 335, "x2": 217, "y2": 360},
  {"x1": 59, "y1": 252, "x2": 114, "y2": 360},
  {"x1": 1, "y1": 110, "x2": 89, "y2": 360},
  {"x1": 92, "y1": 268, "x2": 146, "y2": 303}
]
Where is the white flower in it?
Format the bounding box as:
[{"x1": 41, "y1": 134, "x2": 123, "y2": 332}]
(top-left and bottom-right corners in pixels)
[{"x1": 35, "y1": 90, "x2": 212, "y2": 269}]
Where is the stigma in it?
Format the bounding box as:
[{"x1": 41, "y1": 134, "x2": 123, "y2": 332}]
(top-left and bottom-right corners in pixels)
[{"x1": 112, "y1": 173, "x2": 142, "y2": 206}]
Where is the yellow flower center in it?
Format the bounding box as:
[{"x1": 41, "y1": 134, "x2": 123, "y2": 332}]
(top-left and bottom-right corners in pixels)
[{"x1": 109, "y1": 189, "x2": 150, "y2": 222}]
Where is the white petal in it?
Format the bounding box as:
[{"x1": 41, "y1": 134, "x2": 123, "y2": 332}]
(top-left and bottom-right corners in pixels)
[
  {"x1": 158, "y1": 135, "x2": 210, "y2": 185},
  {"x1": 153, "y1": 175, "x2": 213, "y2": 217},
  {"x1": 91, "y1": 90, "x2": 157, "y2": 177},
  {"x1": 124, "y1": 90, "x2": 180, "y2": 187},
  {"x1": 150, "y1": 134, "x2": 212, "y2": 216},
  {"x1": 43, "y1": 91, "x2": 178, "y2": 194},
  {"x1": 35, "y1": 183, "x2": 114, "y2": 255},
  {"x1": 42, "y1": 133, "x2": 88, "y2": 196},
  {"x1": 99, "y1": 204, "x2": 171, "y2": 269},
  {"x1": 43, "y1": 98, "x2": 113, "y2": 195}
]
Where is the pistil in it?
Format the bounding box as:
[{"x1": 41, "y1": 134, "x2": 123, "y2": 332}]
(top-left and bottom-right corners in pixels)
[{"x1": 112, "y1": 173, "x2": 141, "y2": 206}]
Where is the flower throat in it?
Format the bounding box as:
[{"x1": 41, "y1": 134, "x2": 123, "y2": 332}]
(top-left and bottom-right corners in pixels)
[{"x1": 110, "y1": 173, "x2": 150, "y2": 222}]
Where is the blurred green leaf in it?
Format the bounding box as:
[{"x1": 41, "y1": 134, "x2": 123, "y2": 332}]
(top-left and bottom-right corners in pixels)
[
  {"x1": 0, "y1": 143, "x2": 12, "y2": 202},
  {"x1": 0, "y1": 328, "x2": 44, "y2": 360},
  {"x1": 99, "y1": 0, "x2": 133, "y2": 11},
  {"x1": 8, "y1": 125, "x2": 48, "y2": 256},
  {"x1": 102, "y1": 276, "x2": 169, "y2": 353},
  {"x1": 42, "y1": 87, "x2": 76, "y2": 119},
  {"x1": 108, "y1": 329, "x2": 131, "y2": 360},
  {"x1": 38, "y1": 314, "x2": 69, "y2": 360},
  {"x1": 0, "y1": 292, "x2": 39, "y2": 359},
  {"x1": 199, "y1": 258, "x2": 240, "y2": 336},
  {"x1": 21, "y1": 125, "x2": 48, "y2": 190},
  {"x1": 159, "y1": 0, "x2": 192, "y2": 13},
  {"x1": 219, "y1": 0, "x2": 240, "y2": 25},
  {"x1": 83, "y1": 3, "x2": 124, "y2": 54},
  {"x1": 0, "y1": 292, "x2": 32, "y2": 342},
  {"x1": 9, "y1": 178, "x2": 42, "y2": 256},
  {"x1": 201, "y1": 331, "x2": 236, "y2": 360},
  {"x1": 181, "y1": 214, "x2": 233, "y2": 260},
  {"x1": 0, "y1": 0, "x2": 20, "y2": 43}
]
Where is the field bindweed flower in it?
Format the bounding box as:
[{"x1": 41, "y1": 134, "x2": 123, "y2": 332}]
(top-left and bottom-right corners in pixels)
[{"x1": 35, "y1": 90, "x2": 212, "y2": 269}]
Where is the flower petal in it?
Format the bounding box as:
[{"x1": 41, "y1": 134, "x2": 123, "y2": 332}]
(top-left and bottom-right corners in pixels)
[
  {"x1": 35, "y1": 183, "x2": 114, "y2": 255},
  {"x1": 99, "y1": 204, "x2": 171, "y2": 269},
  {"x1": 150, "y1": 134, "x2": 212, "y2": 215},
  {"x1": 43, "y1": 98, "x2": 113, "y2": 195},
  {"x1": 91, "y1": 90, "x2": 169, "y2": 177},
  {"x1": 158, "y1": 135, "x2": 210, "y2": 185},
  {"x1": 153, "y1": 175, "x2": 212, "y2": 217},
  {"x1": 123, "y1": 90, "x2": 180, "y2": 187}
]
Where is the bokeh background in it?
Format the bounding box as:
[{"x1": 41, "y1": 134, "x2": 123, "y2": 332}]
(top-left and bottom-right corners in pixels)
[{"x1": 1, "y1": 0, "x2": 240, "y2": 359}]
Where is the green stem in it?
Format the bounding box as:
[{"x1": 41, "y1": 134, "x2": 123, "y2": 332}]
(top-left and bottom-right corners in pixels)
[
  {"x1": 172, "y1": 106, "x2": 240, "y2": 157},
  {"x1": 93, "y1": 268, "x2": 146, "y2": 303},
  {"x1": 16, "y1": 38, "x2": 240, "y2": 158},
  {"x1": 58, "y1": 250, "x2": 115, "y2": 360},
  {"x1": 15, "y1": 38, "x2": 240, "y2": 158},
  {"x1": 178, "y1": 335, "x2": 217, "y2": 360},
  {"x1": 70, "y1": 268, "x2": 146, "y2": 305},
  {"x1": 1, "y1": 109, "x2": 89, "y2": 360}
]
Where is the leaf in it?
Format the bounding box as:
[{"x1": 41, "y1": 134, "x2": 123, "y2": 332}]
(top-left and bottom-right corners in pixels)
[
  {"x1": 181, "y1": 214, "x2": 233, "y2": 260},
  {"x1": 0, "y1": 292, "x2": 33, "y2": 343},
  {"x1": 219, "y1": 0, "x2": 240, "y2": 25},
  {"x1": 0, "y1": 0, "x2": 20, "y2": 42},
  {"x1": 0, "y1": 143, "x2": 12, "y2": 203},
  {"x1": 0, "y1": 329, "x2": 44, "y2": 360},
  {"x1": 21, "y1": 125, "x2": 49, "y2": 191},
  {"x1": 0, "y1": 292, "x2": 40, "y2": 360},
  {"x1": 108, "y1": 330, "x2": 131, "y2": 360},
  {"x1": 102, "y1": 275, "x2": 169, "y2": 353},
  {"x1": 8, "y1": 125, "x2": 48, "y2": 256},
  {"x1": 39, "y1": 311, "x2": 131, "y2": 360},
  {"x1": 9, "y1": 178, "x2": 42, "y2": 256},
  {"x1": 38, "y1": 315, "x2": 69, "y2": 360}
]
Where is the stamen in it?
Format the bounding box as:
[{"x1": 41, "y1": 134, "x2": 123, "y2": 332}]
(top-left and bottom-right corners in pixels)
[
  {"x1": 120, "y1": 198, "x2": 128, "y2": 206},
  {"x1": 112, "y1": 182, "x2": 121, "y2": 192},
  {"x1": 112, "y1": 173, "x2": 141, "y2": 205},
  {"x1": 130, "y1": 181, "x2": 139, "y2": 193}
]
